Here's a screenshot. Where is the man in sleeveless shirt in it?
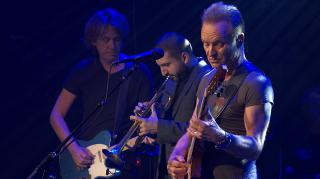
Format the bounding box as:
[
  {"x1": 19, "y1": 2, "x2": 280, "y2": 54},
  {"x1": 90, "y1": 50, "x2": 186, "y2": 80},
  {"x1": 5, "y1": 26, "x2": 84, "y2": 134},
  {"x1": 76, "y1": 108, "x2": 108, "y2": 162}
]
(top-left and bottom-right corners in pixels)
[{"x1": 167, "y1": 2, "x2": 274, "y2": 179}]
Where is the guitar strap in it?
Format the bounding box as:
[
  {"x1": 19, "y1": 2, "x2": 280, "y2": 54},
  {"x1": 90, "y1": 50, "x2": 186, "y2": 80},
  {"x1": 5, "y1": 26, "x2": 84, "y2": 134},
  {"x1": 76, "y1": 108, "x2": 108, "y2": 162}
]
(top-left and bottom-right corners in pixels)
[{"x1": 212, "y1": 61, "x2": 254, "y2": 120}]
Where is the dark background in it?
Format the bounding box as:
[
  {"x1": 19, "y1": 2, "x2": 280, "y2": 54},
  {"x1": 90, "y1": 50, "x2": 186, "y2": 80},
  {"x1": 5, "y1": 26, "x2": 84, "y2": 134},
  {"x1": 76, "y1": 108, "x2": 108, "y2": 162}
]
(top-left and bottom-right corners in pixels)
[{"x1": 1, "y1": 0, "x2": 320, "y2": 178}]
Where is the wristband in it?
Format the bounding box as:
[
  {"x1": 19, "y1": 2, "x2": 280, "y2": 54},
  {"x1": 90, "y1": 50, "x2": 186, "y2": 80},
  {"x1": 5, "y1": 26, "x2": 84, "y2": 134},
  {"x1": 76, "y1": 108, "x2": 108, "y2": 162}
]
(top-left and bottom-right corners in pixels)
[{"x1": 215, "y1": 131, "x2": 232, "y2": 149}]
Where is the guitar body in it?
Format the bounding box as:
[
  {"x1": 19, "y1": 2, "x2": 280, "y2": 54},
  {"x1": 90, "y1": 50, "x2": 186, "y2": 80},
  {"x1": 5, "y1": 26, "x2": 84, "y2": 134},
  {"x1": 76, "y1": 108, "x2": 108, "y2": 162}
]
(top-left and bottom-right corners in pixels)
[{"x1": 59, "y1": 130, "x2": 120, "y2": 179}]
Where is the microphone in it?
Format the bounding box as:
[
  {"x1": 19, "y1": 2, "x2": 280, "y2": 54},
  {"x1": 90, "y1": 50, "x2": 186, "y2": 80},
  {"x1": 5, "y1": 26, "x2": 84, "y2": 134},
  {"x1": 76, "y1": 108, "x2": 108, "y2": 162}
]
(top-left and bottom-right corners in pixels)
[{"x1": 112, "y1": 48, "x2": 164, "y2": 65}]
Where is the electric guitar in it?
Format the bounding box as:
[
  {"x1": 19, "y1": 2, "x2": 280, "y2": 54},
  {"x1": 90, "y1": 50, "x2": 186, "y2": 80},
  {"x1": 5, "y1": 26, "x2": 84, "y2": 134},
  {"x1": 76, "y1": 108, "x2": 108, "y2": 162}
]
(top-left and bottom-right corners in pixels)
[
  {"x1": 186, "y1": 66, "x2": 226, "y2": 179},
  {"x1": 59, "y1": 130, "x2": 120, "y2": 179}
]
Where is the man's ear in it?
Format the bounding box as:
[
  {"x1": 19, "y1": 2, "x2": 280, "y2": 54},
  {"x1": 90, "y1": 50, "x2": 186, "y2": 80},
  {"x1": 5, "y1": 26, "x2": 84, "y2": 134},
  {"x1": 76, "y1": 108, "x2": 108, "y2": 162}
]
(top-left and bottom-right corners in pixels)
[
  {"x1": 181, "y1": 51, "x2": 190, "y2": 64},
  {"x1": 236, "y1": 33, "x2": 245, "y2": 47}
]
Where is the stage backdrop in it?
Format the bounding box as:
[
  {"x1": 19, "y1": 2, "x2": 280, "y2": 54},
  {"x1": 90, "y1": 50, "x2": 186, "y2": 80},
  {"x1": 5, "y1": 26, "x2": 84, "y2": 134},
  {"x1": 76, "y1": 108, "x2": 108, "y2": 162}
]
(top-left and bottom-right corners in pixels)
[{"x1": 1, "y1": 0, "x2": 320, "y2": 178}]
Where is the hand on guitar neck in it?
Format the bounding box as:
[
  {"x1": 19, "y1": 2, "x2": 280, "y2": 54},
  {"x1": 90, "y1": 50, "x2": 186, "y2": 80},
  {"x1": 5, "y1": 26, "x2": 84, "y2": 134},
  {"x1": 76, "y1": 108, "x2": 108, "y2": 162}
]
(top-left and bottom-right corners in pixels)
[{"x1": 187, "y1": 109, "x2": 226, "y2": 143}]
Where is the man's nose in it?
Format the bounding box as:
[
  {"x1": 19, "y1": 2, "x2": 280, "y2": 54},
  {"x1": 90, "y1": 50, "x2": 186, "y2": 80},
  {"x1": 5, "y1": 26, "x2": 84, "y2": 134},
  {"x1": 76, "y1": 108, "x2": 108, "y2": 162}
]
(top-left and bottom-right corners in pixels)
[
  {"x1": 209, "y1": 47, "x2": 218, "y2": 58},
  {"x1": 107, "y1": 39, "x2": 116, "y2": 49},
  {"x1": 161, "y1": 68, "x2": 168, "y2": 76}
]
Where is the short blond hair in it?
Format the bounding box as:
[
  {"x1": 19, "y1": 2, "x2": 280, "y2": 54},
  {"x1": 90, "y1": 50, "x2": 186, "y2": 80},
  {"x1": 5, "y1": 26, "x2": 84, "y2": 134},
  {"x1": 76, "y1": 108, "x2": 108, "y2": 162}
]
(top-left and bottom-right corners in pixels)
[{"x1": 202, "y1": 2, "x2": 245, "y2": 35}]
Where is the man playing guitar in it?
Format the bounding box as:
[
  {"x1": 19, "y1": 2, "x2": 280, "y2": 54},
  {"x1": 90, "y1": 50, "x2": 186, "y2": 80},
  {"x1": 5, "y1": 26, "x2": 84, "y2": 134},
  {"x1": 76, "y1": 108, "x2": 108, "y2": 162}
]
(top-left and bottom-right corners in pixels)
[{"x1": 167, "y1": 2, "x2": 274, "y2": 179}]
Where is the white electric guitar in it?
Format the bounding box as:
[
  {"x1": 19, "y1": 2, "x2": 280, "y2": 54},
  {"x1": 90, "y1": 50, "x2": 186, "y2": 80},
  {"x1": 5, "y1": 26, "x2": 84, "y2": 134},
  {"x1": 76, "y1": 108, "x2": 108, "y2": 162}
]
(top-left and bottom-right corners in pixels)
[{"x1": 59, "y1": 131, "x2": 125, "y2": 178}]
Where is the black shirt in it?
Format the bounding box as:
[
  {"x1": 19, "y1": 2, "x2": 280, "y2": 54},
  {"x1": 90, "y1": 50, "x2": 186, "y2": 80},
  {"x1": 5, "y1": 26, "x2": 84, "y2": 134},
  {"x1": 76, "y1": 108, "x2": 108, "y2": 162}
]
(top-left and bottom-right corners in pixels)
[{"x1": 63, "y1": 58, "x2": 153, "y2": 141}]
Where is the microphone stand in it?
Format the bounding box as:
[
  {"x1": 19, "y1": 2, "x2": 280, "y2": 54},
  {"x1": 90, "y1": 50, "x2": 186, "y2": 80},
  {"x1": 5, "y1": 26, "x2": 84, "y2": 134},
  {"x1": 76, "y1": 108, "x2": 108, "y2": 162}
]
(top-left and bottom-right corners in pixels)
[{"x1": 27, "y1": 62, "x2": 138, "y2": 179}]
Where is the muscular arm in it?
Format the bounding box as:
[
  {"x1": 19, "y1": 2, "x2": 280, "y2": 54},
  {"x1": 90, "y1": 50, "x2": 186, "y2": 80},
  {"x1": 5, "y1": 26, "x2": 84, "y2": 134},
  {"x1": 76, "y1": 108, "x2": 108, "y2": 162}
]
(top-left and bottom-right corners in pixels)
[
  {"x1": 188, "y1": 102, "x2": 272, "y2": 161},
  {"x1": 224, "y1": 103, "x2": 272, "y2": 160}
]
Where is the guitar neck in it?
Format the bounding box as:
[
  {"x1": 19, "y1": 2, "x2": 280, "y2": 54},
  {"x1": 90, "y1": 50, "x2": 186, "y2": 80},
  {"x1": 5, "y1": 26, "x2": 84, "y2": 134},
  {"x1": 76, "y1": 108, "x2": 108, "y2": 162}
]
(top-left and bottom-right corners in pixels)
[
  {"x1": 186, "y1": 67, "x2": 225, "y2": 178},
  {"x1": 186, "y1": 87, "x2": 208, "y2": 162}
]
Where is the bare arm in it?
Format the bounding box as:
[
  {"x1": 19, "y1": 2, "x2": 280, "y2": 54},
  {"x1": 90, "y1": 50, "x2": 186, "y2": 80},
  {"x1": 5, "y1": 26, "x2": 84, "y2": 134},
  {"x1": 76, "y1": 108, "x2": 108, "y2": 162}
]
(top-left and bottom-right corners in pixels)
[
  {"x1": 50, "y1": 89, "x2": 76, "y2": 146},
  {"x1": 223, "y1": 103, "x2": 272, "y2": 160},
  {"x1": 188, "y1": 103, "x2": 272, "y2": 160},
  {"x1": 50, "y1": 89, "x2": 93, "y2": 168}
]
